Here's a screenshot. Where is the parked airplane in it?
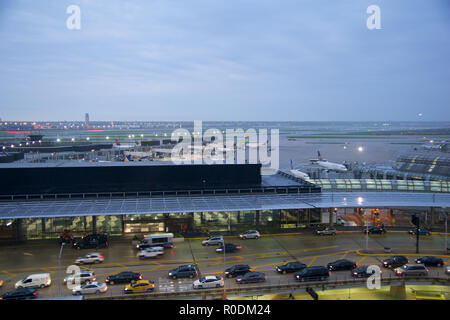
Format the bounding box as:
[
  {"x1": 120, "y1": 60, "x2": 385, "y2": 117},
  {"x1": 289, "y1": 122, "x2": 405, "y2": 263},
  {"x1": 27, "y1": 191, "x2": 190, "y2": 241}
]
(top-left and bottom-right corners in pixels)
[
  {"x1": 290, "y1": 160, "x2": 310, "y2": 180},
  {"x1": 309, "y1": 151, "x2": 348, "y2": 172}
]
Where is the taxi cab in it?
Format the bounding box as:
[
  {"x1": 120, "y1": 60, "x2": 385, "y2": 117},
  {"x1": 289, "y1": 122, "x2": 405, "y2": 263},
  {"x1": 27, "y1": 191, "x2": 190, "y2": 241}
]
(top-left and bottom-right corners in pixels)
[{"x1": 124, "y1": 280, "x2": 155, "y2": 294}]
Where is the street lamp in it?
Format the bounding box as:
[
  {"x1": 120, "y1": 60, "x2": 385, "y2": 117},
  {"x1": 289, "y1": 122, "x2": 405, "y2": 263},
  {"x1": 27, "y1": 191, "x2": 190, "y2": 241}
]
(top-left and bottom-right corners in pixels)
[
  {"x1": 221, "y1": 239, "x2": 226, "y2": 300},
  {"x1": 58, "y1": 242, "x2": 65, "y2": 297}
]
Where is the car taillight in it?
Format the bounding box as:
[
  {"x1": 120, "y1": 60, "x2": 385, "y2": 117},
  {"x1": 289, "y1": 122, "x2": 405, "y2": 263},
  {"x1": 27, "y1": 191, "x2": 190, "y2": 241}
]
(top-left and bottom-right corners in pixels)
[
  {"x1": 139, "y1": 274, "x2": 143, "y2": 279},
  {"x1": 264, "y1": 276, "x2": 267, "y2": 279},
  {"x1": 236, "y1": 246, "x2": 242, "y2": 249},
  {"x1": 426, "y1": 269, "x2": 429, "y2": 272},
  {"x1": 33, "y1": 292, "x2": 38, "y2": 295}
]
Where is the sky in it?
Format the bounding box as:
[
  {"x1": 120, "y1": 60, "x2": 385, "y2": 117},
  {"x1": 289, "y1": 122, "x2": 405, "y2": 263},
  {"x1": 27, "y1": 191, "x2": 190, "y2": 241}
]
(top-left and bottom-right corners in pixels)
[{"x1": 0, "y1": 0, "x2": 449, "y2": 122}]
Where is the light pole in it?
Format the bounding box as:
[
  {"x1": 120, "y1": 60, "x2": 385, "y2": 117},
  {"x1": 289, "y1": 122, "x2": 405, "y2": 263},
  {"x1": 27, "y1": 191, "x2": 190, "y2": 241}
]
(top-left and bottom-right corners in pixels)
[
  {"x1": 445, "y1": 211, "x2": 448, "y2": 254},
  {"x1": 58, "y1": 242, "x2": 65, "y2": 297},
  {"x1": 222, "y1": 239, "x2": 226, "y2": 300}
]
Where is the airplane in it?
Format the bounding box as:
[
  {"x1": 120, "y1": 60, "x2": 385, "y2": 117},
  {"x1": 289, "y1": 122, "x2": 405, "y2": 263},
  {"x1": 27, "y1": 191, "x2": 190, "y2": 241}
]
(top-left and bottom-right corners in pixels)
[
  {"x1": 309, "y1": 151, "x2": 348, "y2": 172},
  {"x1": 290, "y1": 159, "x2": 310, "y2": 180}
]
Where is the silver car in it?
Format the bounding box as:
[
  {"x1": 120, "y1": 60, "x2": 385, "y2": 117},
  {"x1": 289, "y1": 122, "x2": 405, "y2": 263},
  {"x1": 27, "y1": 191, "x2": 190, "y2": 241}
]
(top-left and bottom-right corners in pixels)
[
  {"x1": 315, "y1": 227, "x2": 337, "y2": 236},
  {"x1": 394, "y1": 264, "x2": 428, "y2": 277},
  {"x1": 239, "y1": 230, "x2": 260, "y2": 239},
  {"x1": 193, "y1": 276, "x2": 224, "y2": 289},
  {"x1": 75, "y1": 253, "x2": 104, "y2": 265},
  {"x1": 202, "y1": 236, "x2": 224, "y2": 246},
  {"x1": 64, "y1": 271, "x2": 96, "y2": 284},
  {"x1": 72, "y1": 282, "x2": 108, "y2": 295}
]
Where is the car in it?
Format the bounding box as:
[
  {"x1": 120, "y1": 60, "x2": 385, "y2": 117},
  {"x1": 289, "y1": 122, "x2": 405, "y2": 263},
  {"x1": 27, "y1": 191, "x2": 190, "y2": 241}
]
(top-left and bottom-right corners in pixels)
[
  {"x1": 351, "y1": 266, "x2": 382, "y2": 278},
  {"x1": 72, "y1": 234, "x2": 109, "y2": 250},
  {"x1": 193, "y1": 276, "x2": 224, "y2": 289},
  {"x1": 327, "y1": 259, "x2": 357, "y2": 271},
  {"x1": 315, "y1": 227, "x2": 336, "y2": 236},
  {"x1": 15, "y1": 273, "x2": 51, "y2": 289},
  {"x1": 64, "y1": 271, "x2": 96, "y2": 285},
  {"x1": 415, "y1": 256, "x2": 444, "y2": 267},
  {"x1": 105, "y1": 271, "x2": 142, "y2": 284},
  {"x1": 75, "y1": 253, "x2": 104, "y2": 265},
  {"x1": 216, "y1": 243, "x2": 242, "y2": 253},
  {"x1": 236, "y1": 272, "x2": 266, "y2": 284},
  {"x1": 446, "y1": 266, "x2": 450, "y2": 275},
  {"x1": 294, "y1": 266, "x2": 330, "y2": 282},
  {"x1": 72, "y1": 282, "x2": 108, "y2": 295},
  {"x1": 0, "y1": 287, "x2": 38, "y2": 300},
  {"x1": 239, "y1": 230, "x2": 260, "y2": 239},
  {"x1": 124, "y1": 280, "x2": 155, "y2": 293},
  {"x1": 382, "y1": 256, "x2": 409, "y2": 268},
  {"x1": 137, "y1": 248, "x2": 164, "y2": 259},
  {"x1": 409, "y1": 228, "x2": 432, "y2": 236},
  {"x1": 168, "y1": 265, "x2": 198, "y2": 279},
  {"x1": 394, "y1": 264, "x2": 428, "y2": 277},
  {"x1": 202, "y1": 235, "x2": 224, "y2": 246},
  {"x1": 276, "y1": 262, "x2": 307, "y2": 274},
  {"x1": 224, "y1": 265, "x2": 252, "y2": 278},
  {"x1": 364, "y1": 226, "x2": 386, "y2": 234}
]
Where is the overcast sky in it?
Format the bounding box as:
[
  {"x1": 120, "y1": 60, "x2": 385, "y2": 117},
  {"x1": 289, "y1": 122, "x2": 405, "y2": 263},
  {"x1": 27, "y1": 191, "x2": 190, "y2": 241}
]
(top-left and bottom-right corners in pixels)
[{"x1": 0, "y1": 0, "x2": 449, "y2": 121}]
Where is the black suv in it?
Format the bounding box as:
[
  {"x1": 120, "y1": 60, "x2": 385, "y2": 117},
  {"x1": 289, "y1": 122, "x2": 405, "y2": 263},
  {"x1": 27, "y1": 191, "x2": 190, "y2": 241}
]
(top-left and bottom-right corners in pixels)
[
  {"x1": 216, "y1": 243, "x2": 241, "y2": 253},
  {"x1": 72, "y1": 234, "x2": 109, "y2": 250},
  {"x1": 105, "y1": 271, "x2": 142, "y2": 284},
  {"x1": 408, "y1": 228, "x2": 431, "y2": 236},
  {"x1": 351, "y1": 266, "x2": 379, "y2": 278},
  {"x1": 294, "y1": 266, "x2": 330, "y2": 282},
  {"x1": 364, "y1": 226, "x2": 386, "y2": 234},
  {"x1": 327, "y1": 259, "x2": 357, "y2": 271},
  {"x1": 382, "y1": 256, "x2": 409, "y2": 268},
  {"x1": 224, "y1": 265, "x2": 252, "y2": 278},
  {"x1": 168, "y1": 265, "x2": 198, "y2": 279},
  {"x1": 236, "y1": 272, "x2": 266, "y2": 284},
  {"x1": 415, "y1": 256, "x2": 444, "y2": 267},
  {"x1": 276, "y1": 262, "x2": 307, "y2": 274}
]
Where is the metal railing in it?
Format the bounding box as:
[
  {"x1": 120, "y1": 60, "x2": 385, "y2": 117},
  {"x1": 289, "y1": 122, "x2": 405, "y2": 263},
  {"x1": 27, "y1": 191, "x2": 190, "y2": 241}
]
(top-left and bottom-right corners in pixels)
[{"x1": 84, "y1": 276, "x2": 450, "y2": 300}]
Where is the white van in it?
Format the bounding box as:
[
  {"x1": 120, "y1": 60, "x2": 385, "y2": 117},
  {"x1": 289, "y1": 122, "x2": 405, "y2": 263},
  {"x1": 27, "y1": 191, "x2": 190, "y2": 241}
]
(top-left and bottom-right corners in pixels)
[
  {"x1": 143, "y1": 233, "x2": 174, "y2": 248},
  {"x1": 15, "y1": 273, "x2": 52, "y2": 289}
]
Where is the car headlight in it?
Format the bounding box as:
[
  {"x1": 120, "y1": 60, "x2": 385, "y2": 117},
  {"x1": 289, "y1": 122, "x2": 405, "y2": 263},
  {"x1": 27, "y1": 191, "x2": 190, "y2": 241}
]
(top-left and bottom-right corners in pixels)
[{"x1": 168, "y1": 273, "x2": 172, "y2": 276}]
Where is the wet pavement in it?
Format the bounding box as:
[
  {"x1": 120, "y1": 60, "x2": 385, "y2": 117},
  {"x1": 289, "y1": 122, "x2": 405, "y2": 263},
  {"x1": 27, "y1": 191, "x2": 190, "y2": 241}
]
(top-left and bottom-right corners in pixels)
[{"x1": 0, "y1": 232, "x2": 448, "y2": 299}]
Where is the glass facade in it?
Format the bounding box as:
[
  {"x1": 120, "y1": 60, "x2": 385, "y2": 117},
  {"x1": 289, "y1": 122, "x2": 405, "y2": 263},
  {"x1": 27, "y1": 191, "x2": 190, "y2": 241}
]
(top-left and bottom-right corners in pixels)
[{"x1": 0, "y1": 205, "x2": 447, "y2": 241}]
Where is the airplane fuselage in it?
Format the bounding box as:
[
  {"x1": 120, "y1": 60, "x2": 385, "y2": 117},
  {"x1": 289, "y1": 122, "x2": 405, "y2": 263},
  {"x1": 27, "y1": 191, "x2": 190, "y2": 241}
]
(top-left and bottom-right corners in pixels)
[{"x1": 316, "y1": 160, "x2": 348, "y2": 172}]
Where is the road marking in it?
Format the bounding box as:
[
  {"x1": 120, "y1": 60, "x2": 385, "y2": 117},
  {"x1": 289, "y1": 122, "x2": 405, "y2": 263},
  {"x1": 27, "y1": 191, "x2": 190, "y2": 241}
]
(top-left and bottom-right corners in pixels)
[
  {"x1": 356, "y1": 256, "x2": 368, "y2": 265},
  {"x1": 307, "y1": 257, "x2": 318, "y2": 267},
  {"x1": 303, "y1": 245, "x2": 339, "y2": 253},
  {"x1": 339, "y1": 251, "x2": 349, "y2": 260},
  {"x1": 1, "y1": 270, "x2": 17, "y2": 281}
]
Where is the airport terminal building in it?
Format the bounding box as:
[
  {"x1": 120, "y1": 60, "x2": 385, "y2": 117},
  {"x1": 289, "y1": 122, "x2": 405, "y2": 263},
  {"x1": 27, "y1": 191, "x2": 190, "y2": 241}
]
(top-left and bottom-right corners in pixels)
[{"x1": 0, "y1": 162, "x2": 449, "y2": 242}]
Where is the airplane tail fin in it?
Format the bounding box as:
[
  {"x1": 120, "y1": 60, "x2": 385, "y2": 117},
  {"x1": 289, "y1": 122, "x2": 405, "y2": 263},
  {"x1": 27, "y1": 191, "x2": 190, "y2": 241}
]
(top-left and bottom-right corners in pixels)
[
  {"x1": 317, "y1": 151, "x2": 322, "y2": 161},
  {"x1": 290, "y1": 159, "x2": 293, "y2": 170}
]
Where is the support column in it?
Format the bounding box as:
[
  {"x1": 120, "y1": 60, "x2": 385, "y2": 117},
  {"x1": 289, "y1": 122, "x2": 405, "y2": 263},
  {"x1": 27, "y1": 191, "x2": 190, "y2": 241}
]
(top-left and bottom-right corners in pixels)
[
  {"x1": 430, "y1": 207, "x2": 435, "y2": 227},
  {"x1": 329, "y1": 208, "x2": 334, "y2": 227},
  {"x1": 92, "y1": 216, "x2": 97, "y2": 234},
  {"x1": 255, "y1": 210, "x2": 260, "y2": 226}
]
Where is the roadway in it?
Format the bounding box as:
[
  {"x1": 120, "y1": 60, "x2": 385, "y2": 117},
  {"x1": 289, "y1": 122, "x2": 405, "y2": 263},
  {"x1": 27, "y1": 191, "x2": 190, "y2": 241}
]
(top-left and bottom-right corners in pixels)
[{"x1": 0, "y1": 232, "x2": 448, "y2": 299}]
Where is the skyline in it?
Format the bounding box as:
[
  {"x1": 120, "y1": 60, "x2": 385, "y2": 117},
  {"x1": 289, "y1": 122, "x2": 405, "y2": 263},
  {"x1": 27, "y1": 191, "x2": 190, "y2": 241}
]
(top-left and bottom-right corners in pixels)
[{"x1": 0, "y1": 0, "x2": 449, "y2": 121}]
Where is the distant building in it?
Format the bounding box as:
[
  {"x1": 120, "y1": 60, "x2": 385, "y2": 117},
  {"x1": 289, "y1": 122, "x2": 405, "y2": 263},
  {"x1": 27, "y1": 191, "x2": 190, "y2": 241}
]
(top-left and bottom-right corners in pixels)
[{"x1": 85, "y1": 113, "x2": 89, "y2": 128}]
